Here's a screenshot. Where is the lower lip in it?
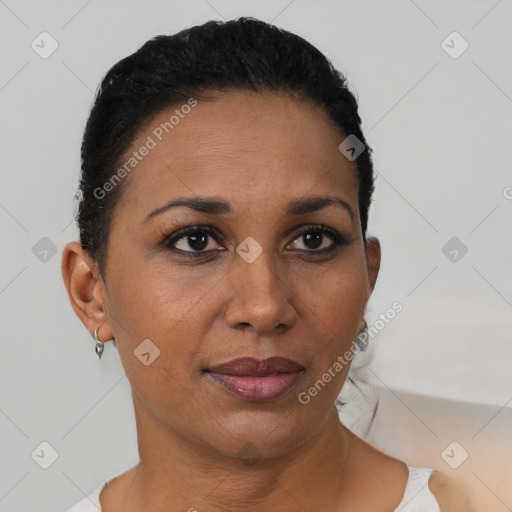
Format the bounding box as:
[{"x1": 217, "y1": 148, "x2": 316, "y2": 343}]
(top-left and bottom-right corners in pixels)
[{"x1": 207, "y1": 371, "x2": 302, "y2": 402}]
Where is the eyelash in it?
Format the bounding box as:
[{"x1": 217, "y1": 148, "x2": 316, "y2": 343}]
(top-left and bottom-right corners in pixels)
[{"x1": 159, "y1": 224, "x2": 349, "y2": 258}]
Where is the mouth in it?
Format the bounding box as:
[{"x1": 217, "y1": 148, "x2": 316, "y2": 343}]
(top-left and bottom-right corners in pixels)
[{"x1": 203, "y1": 356, "x2": 305, "y2": 402}]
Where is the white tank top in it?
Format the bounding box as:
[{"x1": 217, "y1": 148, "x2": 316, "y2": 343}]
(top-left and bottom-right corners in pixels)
[{"x1": 64, "y1": 464, "x2": 440, "y2": 511}]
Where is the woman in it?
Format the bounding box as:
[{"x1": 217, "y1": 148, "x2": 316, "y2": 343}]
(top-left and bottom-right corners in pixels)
[{"x1": 62, "y1": 17, "x2": 458, "y2": 511}]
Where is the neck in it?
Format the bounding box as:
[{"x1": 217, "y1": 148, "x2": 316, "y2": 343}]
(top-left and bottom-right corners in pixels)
[{"x1": 126, "y1": 395, "x2": 352, "y2": 512}]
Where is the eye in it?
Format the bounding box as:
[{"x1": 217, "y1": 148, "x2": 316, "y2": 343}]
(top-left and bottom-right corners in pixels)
[
  {"x1": 161, "y1": 223, "x2": 348, "y2": 257},
  {"x1": 287, "y1": 224, "x2": 345, "y2": 253},
  {"x1": 165, "y1": 226, "x2": 223, "y2": 254}
]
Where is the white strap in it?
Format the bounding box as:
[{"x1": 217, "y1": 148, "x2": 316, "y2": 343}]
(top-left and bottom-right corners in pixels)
[{"x1": 394, "y1": 465, "x2": 441, "y2": 512}]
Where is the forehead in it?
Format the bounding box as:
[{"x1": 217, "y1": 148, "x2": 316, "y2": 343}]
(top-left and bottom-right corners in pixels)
[{"x1": 116, "y1": 90, "x2": 359, "y2": 215}]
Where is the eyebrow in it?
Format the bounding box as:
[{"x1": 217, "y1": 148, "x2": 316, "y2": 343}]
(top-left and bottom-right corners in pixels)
[{"x1": 144, "y1": 195, "x2": 355, "y2": 224}]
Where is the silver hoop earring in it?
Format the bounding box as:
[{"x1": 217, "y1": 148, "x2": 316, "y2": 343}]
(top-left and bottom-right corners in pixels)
[
  {"x1": 93, "y1": 328, "x2": 105, "y2": 360},
  {"x1": 355, "y1": 320, "x2": 369, "y2": 352}
]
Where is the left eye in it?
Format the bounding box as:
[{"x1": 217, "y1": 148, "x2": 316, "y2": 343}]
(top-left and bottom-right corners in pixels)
[{"x1": 288, "y1": 226, "x2": 338, "y2": 252}]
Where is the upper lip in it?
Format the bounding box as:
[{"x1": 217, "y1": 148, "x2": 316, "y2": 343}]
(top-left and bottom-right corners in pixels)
[{"x1": 205, "y1": 356, "x2": 304, "y2": 376}]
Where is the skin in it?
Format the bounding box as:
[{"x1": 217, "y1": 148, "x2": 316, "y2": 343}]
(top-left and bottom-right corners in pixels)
[{"x1": 62, "y1": 90, "x2": 453, "y2": 511}]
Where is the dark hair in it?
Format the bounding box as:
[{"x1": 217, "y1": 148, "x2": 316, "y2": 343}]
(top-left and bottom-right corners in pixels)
[{"x1": 76, "y1": 17, "x2": 375, "y2": 279}]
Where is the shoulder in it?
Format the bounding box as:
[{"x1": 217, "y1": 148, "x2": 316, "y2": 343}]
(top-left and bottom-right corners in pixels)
[
  {"x1": 347, "y1": 433, "x2": 410, "y2": 505},
  {"x1": 64, "y1": 465, "x2": 137, "y2": 512},
  {"x1": 428, "y1": 470, "x2": 475, "y2": 512},
  {"x1": 64, "y1": 492, "x2": 103, "y2": 512}
]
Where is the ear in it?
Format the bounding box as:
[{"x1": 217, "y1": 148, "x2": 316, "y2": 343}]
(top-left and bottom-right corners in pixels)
[
  {"x1": 357, "y1": 237, "x2": 381, "y2": 334},
  {"x1": 364, "y1": 236, "x2": 381, "y2": 297},
  {"x1": 61, "y1": 241, "x2": 114, "y2": 342}
]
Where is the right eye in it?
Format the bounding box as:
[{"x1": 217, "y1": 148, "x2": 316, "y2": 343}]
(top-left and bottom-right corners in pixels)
[{"x1": 162, "y1": 225, "x2": 224, "y2": 255}]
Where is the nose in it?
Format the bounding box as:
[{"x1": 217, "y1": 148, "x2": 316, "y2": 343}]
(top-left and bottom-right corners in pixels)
[{"x1": 224, "y1": 249, "x2": 298, "y2": 337}]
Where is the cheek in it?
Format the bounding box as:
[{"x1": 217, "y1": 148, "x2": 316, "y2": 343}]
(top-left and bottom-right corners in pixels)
[
  {"x1": 105, "y1": 260, "x2": 223, "y2": 383},
  {"x1": 304, "y1": 254, "x2": 368, "y2": 330},
  {"x1": 299, "y1": 257, "x2": 368, "y2": 377},
  {"x1": 105, "y1": 272, "x2": 215, "y2": 427},
  {"x1": 107, "y1": 257, "x2": 210, "y2": 338}
]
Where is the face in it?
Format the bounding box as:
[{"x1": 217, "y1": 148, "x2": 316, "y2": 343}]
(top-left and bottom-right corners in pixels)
[{"x1": 66, "y1": 90, "x2": 380, "y2": 460}]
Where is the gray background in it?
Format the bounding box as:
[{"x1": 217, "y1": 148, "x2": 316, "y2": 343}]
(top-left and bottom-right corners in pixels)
[{"x1": 0, "y1": 0, "x2": 511, "y2": 510}]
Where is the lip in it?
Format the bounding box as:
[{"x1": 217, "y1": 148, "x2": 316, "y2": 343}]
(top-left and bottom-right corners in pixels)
[
  {"x1": 206, "y1": 356, "x2": 304, "y2": 375},
  {"x1": 204, "y1": 357, "x2": 305, "y2": 402}
]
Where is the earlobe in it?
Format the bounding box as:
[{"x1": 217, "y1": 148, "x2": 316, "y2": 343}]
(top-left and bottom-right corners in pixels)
[
  {"x1": 365, "y1": 237, "x2": 381, "y2": 295},
  {"x1": 61, "y1": 241, "x2": 113, "y2": 340}
]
